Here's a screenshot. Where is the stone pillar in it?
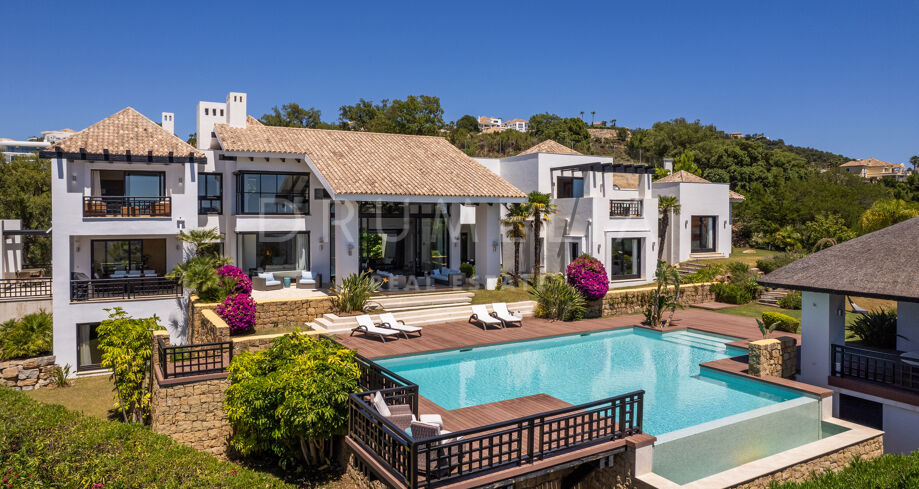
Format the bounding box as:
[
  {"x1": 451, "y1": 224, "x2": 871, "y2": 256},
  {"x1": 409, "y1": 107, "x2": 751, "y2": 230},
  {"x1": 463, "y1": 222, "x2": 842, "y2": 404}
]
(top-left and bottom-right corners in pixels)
[
  {"x1": 749, "y1": 339, "x2": 782, "y2": 377},
  {"x1": 474, "y1": 204, "x2": 501, "y2": 290},
  {"x1": 334, "y1": 200, "x2": 360, "y2": 281},
  {"x1": 800, "y1": 291, "x2": 845, "y2": 387},
  {"x1": 896, "y1": 301, "x2": 919, "y2": 352}
]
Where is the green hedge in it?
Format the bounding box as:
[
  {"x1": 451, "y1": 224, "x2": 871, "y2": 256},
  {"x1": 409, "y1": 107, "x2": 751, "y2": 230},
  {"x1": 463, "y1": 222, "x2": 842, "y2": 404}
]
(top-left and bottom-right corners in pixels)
[
  {"x1": 769, "y1": 452, "x2": 919, "y2": 488},
  {"x1": 762, "y1": 311, "x2": 801, "y2": 334},
  {"x1": 0, "y1": 387, "x2": 295, "y2": 488},
  {"x1": 710, "y1": 282, "x2": 754, "y2": 304}
]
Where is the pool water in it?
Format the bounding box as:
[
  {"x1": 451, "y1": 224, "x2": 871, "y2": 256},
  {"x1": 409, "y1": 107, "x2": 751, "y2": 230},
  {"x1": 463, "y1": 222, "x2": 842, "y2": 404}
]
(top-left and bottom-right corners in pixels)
[{"x1": 377, "y1": 327, "x2": 807, "y2": 435}]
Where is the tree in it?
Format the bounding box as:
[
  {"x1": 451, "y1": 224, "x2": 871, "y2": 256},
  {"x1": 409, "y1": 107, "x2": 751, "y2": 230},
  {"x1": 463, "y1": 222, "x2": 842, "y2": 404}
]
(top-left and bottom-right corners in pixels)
[
  {"x1": 339, "y1": 95, "x2": 444, "y2": 135},
  {"x1": 456, "y1": 114, "x2": 479, "y2": 133},
  {"x1": 177, "y1": 227, "x2": 223, "y2": 257},
  {"x1": 590, "y1": 111, "x2": 596, "y2": 125},
  {"x1": 224, "y1": 332, "x2": 360, "y2": 467},
  {"x1": 911, "y1": 155, "x2": 919, "y2": 171},
  {"x1": 526, "y1": 191, "x2": 557, "y2": 280},
  {"x1": 97, "y1": 307, "x2": 163, "y2": 423},
  {"x1": 260, "y1": 103, "x2": 323, "y2": 128},
  {"x1": 644, "y1": 261, "x2": 682, "y2": 328},
  {"x1": 501, "y1": 203, "x2": 530, "y2": 286},
  {"x1": 528, "y1": 113, "x2": 590, "y2": 150},
  {"x1": 657, "y1": 196, "x2": 681, "y2": 260},
  {"x1": 858, "y1": 199, "x2": 919, "y2": 233},
  {"x1": 186, "y1": 133, "x2": 197, "y2": 147},
  {"x1": 672, "y1": 150, "x2": 701, "y2": 176},
  {"x1": 0, "y1": 155, "x2": 51, "y2": 265}
]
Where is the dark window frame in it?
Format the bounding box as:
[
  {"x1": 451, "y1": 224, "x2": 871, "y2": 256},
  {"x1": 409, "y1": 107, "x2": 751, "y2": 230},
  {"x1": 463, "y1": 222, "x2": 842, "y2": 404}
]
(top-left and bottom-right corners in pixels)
[
  {"x1": 556, "y1": 176, "x2": 585, "y2": 198},
  {"x1": 690, "y1": 215, "x2": 717, "y2": 253},
  {"x1": 198, "y1": 172, "x2": 223, "y2": 215},
  {"x1": 609, "y1": 237, "x2": 642, "y2": 281},
  {"x1": 236, "y1": 171, "x2": 310, "y2": 215},
  {"x1": 236, "y1": 231, "x2": 311, "y2": 276},
  {"x1": 76, "y1": 322, "x2": 103, "y2": 372},
  {"x1": 91, "y1": 239, "x2": 144, "y2": 277}
]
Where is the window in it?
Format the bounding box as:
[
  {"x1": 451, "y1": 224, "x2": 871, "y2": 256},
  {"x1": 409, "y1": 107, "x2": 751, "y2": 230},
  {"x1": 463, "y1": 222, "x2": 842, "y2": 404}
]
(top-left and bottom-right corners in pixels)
[
  {"x1": 198, "y1": 173, "x2": 222, "y2": 214},
  {"x1": 556, "y1": 176, "x2": 584, "y2": 198},
  {"x1": 237, "y1": 172, "x2": 309, "y2": 215},
  {"x1": 220, "y1": 109, "x2": 224, "y2": 116},
  {"x1": 94, "y1": 170, "x2": 164, "y2": 197},
  {"x1": 91, "y1": 239, "x2": 167, "y2": 277},
  {"x1": 77, "y1": 323, "x2": 102, "y2": 371},
  {"x1": 237, "y1": 232, "x2": 310, "y2": 275},
  {"x1": 691, "y1": 216, "x2": 717, "y2": 253},
  {"x1": 610, "y1": 238, "x2": 641, "y2": 280},
  {"x1": 204, "y1": 108, "x2": 209, "y2": 116}
]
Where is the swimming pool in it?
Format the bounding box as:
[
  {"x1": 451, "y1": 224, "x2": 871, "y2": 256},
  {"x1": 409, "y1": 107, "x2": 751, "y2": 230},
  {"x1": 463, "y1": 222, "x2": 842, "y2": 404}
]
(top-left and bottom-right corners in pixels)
[{"x1": 377, "y1": 327, "x2": 808, "y2": 436}]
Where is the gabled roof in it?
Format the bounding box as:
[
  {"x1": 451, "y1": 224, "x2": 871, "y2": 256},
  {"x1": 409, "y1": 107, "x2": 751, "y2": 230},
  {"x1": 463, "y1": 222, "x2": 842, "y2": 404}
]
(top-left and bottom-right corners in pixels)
[
  {"x1": 246, "y1": 115, "x2": 263, "y2": 126},
  {"x1": 40, "y1": 107, "x2": 204, "y2": 163},
  {"x1": 841, "y1": 158, "x2": 895, "y2": 168},
  {"x1": 654, "y1": 170, "x2": 710, "y2": 183},
  {"x1": 729, "y1": 190, "x2": 746, "y2": 201},
  {"x1": 518, "y1": 139, "x2": 582, "y2": 156},
  {"x1": 505, "y1": 118, "x2": 527, "y2": 124},
  {"x1": 760, "y1": 217, "x2": 919, "y2": 302},
  {"x1": 214, "y1": 123, "x2": 525, "y2": 200}
]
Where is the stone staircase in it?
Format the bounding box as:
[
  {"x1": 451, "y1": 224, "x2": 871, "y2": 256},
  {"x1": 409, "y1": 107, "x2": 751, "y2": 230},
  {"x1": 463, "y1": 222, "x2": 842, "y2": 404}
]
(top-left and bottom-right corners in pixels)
[
  {"x1": 678, "y1": 261, "x2": 706, "y2": 278},
  {"x1": 758, "y1": 288, "x2": 790, "y2": 307},
  {"x1": 367, "y1": 290, "x2": 474, "y2": 312},
  {"x1": 309, "y1": 300, "x2": 537, "y2": 333}
]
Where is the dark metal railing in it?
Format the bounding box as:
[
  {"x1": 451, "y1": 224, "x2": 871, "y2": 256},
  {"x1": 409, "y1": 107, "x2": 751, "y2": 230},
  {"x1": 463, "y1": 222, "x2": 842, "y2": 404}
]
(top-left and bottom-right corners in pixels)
[
  {"x1": 0, "y1": 278, "x2": 52, "y2": 299},
  {"x1": 609, "y1": 200, "x2": 642, "y2": 217},
  {"x1": 70, "y1": 277, "x2": 182, "y2": 302},
  {"x1": 83, "y1": 196, "x2": 172, "y2": 217},
  {"x1": 831, "y1": 344, "x2": 919, "y2": 393},
  {"x1": 157, "y1": 336, "x2": 233, "y2": 379},
  {"x1": 349, "y1": 387, "x2": 644, "y2": 489}
]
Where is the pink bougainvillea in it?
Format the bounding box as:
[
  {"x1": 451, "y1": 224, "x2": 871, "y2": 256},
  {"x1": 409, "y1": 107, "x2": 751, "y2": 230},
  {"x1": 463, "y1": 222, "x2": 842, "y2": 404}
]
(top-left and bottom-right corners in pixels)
[
  {"x1": 566, "y1": 255, "x2": 609, "y2": 300},
  {"x1": 217, "y1": 265, "x2": 252, "y2": 295},
  {"x1": 216, "y1": 292, "x2": 256, "y2": 333}
]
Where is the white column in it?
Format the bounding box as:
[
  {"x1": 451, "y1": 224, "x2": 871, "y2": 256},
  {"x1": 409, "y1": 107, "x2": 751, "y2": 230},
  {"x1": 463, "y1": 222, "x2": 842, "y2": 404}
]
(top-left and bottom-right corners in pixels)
[
  {"x1": 897, "y1": 301, "x2": 919, "y2": 352},
  {"x1": 474, "y1": 204, "x2": 501, "y2": 289},
  {"x1": 333, "y1": 200, "x2": 360, "y2": 281},
  {"x1": 800, "y1": 291, "x2": 846, "y2": 387},
  {"x1": 448, "y1": 203, "x2": 462, "y2": 271}
]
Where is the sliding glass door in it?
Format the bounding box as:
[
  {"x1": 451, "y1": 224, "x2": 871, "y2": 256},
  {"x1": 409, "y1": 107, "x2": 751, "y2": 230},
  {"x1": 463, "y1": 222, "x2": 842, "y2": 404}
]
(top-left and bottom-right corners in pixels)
[
  {"x1": 691, "y1": 216, "x2": 716, "y2": 253},
  {"x1": 237, "y1": 232, "x2": 310, "y2": 276},
  {"x1": 358, "y1": 203, "x2": 449, "y2": 276},
  {"x1": 610, "y1": 238, "x2": 642, "y2": 280}
]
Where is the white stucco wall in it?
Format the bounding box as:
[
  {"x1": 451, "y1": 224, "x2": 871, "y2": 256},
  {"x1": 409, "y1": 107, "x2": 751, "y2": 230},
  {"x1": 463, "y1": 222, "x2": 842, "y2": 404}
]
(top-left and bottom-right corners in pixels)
[
  {"x1": 896, "y1": 301, "x2": 919, "y2": 352},
  {"x1": 652, "y1": 181, "x2": 732, "y2": 263},
  {"x1": 799, "y1": 291, "x2": 846, "y2": 387}
]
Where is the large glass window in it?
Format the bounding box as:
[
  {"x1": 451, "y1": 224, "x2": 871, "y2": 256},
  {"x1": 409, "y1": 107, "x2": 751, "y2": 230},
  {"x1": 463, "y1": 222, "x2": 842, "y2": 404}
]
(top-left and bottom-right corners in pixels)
[
  {"x1": 691, "y1": 216, "x2": 716, "y2": 253},
  {"x1": 77, "y1": 323, "x2": 102, "y2": 371},
  {"x1": 556, "y1": 176, "x2": 584, "y2": 198},
  {"x1": 198, "y1": 173, "x2": 223, "y2": 214},
  {"x1": 90, "y1": 239, "x2": 167, "y2": 277},
  {"x1": 610, "y1": 237, "x2": 641, "y2": 280},
  {"x1": 93, "y1": 170, "x2": 165, "y2": 197},
  {"x1": 237, "y1": 232, "x2": 310, "y2": 275},
  {"x1": 358, "y1": 203, "x2": 449, "y2": 276},
  {"x1": 237, "y1": 172, "x2": 309, "y2": 215}
]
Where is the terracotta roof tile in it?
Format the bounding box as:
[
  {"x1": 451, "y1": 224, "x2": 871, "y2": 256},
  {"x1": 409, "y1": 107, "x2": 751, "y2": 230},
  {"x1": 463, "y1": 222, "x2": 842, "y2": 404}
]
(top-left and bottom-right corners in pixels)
[
  {"x1": 841, "y1": 158, "x2": 895, "y2": 168},
  {"x1": 654, "y1": 170, "x2": 710, "y2": 183},
  {"x1": 729, "y1": 190, "x2": 745, "y2": 201},
  {"x1": 41, "y1": 107, "x2": 204, "y2": 163},
  {"x1": 214, "y1": 124, "x2": 525, "y2": 200},
  {"x1": 518, "y1": 139, "x2": 582, "y2": 156}
]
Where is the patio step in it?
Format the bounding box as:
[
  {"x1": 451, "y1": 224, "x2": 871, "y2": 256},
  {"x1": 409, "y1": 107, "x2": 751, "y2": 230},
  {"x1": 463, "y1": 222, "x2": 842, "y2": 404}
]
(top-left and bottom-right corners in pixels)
[
  {"x1": 309, "y1": 300, "x2": 537, "y2": 333},
  {"x1": 757, "y1": 288, "x2": 790, "y2": 307},
  {"x1": 369, "y1": 291, "x2": 474, "y2": 312}
]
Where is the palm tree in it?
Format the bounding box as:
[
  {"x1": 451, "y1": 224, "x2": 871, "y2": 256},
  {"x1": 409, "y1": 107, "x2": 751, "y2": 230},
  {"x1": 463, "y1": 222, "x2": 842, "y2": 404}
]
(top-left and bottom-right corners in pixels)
[
  {"x1": 657, "y1": 196, "x2": 681, "y2": 260},
  {"x1": 910, "y1": 155, "x2": 919, "y2": 171},
  {"x1": 500, "y1": 203, "x2": 530, "y2": 287},
  {"x1": 526, "y1": 191, "x2": 558, "y2": 281},
  {"x1": 579, "y1": 111, "x2": 585, "y2": 121},
  {"x1": 859, "y1": 199, "x2": 919, "y2": 233},
  {"x1": 590, "y1": 111, "x2": 596, "y2": 125},
  {"x1": 177, "y1": 228, "x2": 222, "y2": 257}
]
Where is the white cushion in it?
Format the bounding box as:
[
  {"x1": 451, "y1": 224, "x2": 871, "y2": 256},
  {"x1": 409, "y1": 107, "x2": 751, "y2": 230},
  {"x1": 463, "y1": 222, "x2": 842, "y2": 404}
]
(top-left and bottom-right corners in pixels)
[
  {"x1": 265, "y1": 280, "x2": 281, "y2": 286},
  {"x1": 418, "y1": 414, "x2": 443, "y2": 428},
  {"x1": 258, "y1": 272, "x2": 275, "y2": 281},
  {"x1": 372, "y1": 391, "x2": 391, "y2": 417},
  {"x1": 901, "y1": 351, "x2": 919, "y2": 366},
  {"x1": 301, "y1": 271, "x2": 313, "y2": 280},
  {"x1": 299, "y1": 278, "x2": 316, "y2": 284}
]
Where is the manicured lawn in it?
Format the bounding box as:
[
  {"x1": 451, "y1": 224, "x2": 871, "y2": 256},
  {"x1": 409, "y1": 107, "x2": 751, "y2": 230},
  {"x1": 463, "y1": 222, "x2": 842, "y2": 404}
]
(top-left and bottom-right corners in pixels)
[
  {"x1": 25, "y1": 373, "x2": 117, "y2": 420},
  {"x1": 471, "y1": 286, "x2": 531, "y2": 304},
  {"x1": 713, "y1": 303, "x2": 802, "y2": 322},
  {"x1": 700, "y1": 247, "x2": 781, "y2": 267},
  {"x1": 770, "y1": 451, "x2": 919, "y2": 488}
]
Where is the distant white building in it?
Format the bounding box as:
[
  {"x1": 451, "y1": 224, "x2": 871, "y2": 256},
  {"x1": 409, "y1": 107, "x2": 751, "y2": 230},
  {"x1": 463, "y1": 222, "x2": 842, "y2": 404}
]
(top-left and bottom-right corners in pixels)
[
  {"x1": 41, "y1": 129, "x2": 78, "y2": 144},
  {"x1": 477, "y1": 116, "x2": 503, "y2": 131},
  {"x1": 0, "y1": 138, "x2": 50, "y2": 162},
  {"x1": 504, "y1": 118, "x2": 528, "y2": 132},
  {"x1": 476, "y1": 116, "x2": 528, "y2": 132}
]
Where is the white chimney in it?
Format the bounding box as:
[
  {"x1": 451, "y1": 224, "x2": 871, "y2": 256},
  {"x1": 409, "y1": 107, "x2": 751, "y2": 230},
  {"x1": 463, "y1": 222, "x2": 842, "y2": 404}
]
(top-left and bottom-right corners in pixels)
[
  {"x1": 226, "y1": 92, "x2": 247, "y2": 128},
  {"x1": 195, "y1": 100, "x2": 227, "y2": 150},
  {"x1": 663, "y1": 158, "x2": 673, "y2": 172},
  {"x1": 161, "y1": 112, "x2": 174, "y2": 135}
]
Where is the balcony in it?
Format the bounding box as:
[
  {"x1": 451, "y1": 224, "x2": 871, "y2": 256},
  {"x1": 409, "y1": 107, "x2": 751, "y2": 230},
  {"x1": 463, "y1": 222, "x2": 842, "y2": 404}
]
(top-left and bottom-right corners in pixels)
[
  {"x1": 609, "y1": 200, "x2": 642, "y2": 218},
  {"x1": 830, "y1": 344, "x2": 919, "y2": 393},
  {"x1": 70, "y1": 276, "x2": 182, "y2": 302},
  {"x1": 83, "y1": 196, "x2": 171, "y2": 218}
]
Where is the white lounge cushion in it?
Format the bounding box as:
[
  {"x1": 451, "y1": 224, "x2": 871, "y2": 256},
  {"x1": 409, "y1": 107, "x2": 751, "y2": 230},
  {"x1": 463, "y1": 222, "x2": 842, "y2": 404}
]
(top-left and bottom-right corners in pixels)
[
  {"x1": 355, "y1": 315, "x2": 400, "y2": 336},
  {"x1": 379, "y1": 313, "x2": 422, "y2": 333},
  {"x1": 257, "y1": 272, "x2": 275, "y2": 281},
  {"x1": 901, "y1": 351, "x2": 919, "y2": 367},
  {"x1": 493, "y1": 303, "x2": 522, "y2": 322},
  {"x1": 299, "y1": 279, "x2": 316, "y2": 284},
  {"x1": 372, "y1": 391, "x2": 391, "y2": 417},
  {"x1": 418, "y1": 413, "x2": 443, "y2": 428},
  {"x1": 266, "y1": 280, "x2": 281, "y2": 286},
  {"x1": 471, "y1": 305, "x2": 502, "y2": 324},
  {"x1": 301, "y1": 270, "x2": 314, "y2": 281}
]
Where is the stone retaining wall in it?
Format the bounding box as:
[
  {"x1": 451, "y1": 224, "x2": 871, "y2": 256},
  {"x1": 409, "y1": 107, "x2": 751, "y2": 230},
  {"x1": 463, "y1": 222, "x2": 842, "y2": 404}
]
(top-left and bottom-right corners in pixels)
[
  {"x1": 603, "y1": 283, "x2": 713, "y2": 317},
  {"x1": 0, "y1": 355, "x2": 58, "y2": 391},
  {"x1": 188, "y1": 295, "x2": 336, "y2": 344},
  {"x1": 733, "y1": 435, "x2": 883, "y2": 489}
]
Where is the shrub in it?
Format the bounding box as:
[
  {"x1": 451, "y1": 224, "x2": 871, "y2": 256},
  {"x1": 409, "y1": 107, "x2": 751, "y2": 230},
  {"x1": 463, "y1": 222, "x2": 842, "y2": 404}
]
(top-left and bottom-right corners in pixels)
[
  {"x1": 97, "y1": 308, "x2": 163, "y2": 423},
  {"x1": 756, "y1": 253, "x2": 802, "y2": 274},
  {"x1": 332, "y1": 271, "x2": 382, "y2": 313},
  {"x1": 0, "y1": 310, "x2": 53, "y2": 361},
  {"x1": 769, "y1": 451, "x2": 919, "y2": 488},
  {"x1": 529, "y1": 273, "x2": 586, "y2": 321},
  {"x1": 566, "y1": 255, "x2": 609, "y2": 300},
  {"x1": 217, "y1": 264, "x2": 253, "y2": 295},
  {"x1": 849, "y1": 308, "x2": 898, "y2": 349},
  {"x1": 225, "y1": 332, "x2": 359, "y2": 467},
  {"x1": 762, "y1": 311, "x2": 800, "y2": 333},
  {"x1": 644, "y1": 260, "x2": 682, "y2": 328},
  {"x1": 0, "y1": 387, "x2": 295, "y2": 488},
  {"x1": 686, "y1": 263, "x2": 725, "y2": 283},
  {"x1": 710, "y1": 282, "x2": 754, "y2": 304},
  {"x1": 778, "y1": 290, "x2": 802, "y2": 310},
  {"x1": 460, "y1": 263, "x2": 475, "y2": 278},
  {"x1": 217, "y1": 292, "x2": 257, "y2": 334}
]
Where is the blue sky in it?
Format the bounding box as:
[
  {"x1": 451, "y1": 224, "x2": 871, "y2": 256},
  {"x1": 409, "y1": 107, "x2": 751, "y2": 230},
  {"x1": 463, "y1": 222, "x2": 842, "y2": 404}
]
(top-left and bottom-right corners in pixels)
[{"x1": 2, "y1": 1, "x2": 916, "y2": 162}]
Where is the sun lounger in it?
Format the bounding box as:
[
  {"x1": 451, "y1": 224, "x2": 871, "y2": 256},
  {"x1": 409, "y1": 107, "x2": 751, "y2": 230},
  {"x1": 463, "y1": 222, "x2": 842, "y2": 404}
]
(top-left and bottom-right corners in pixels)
[
  {"x1": 848, "y1": 296, "x2": 869, "y2": 315},
  {"x1": 379, "y1": 313, "x2": 422, "y2": 337},
  {"x1": 901, "y1": 351, "x2": 919, "y2": 367},
  {"x1": 491, "y1": 302, "x2": 523, "y2": 327},
  {"x1": 469, "y1": 304, "x2": 504, "y2": 329},
  {"x1": 371, "y1": 391, "x2": 443, "y2": 430},
  {"x1": 350, "y1": 315, "x2": 402, "y2": 342}
]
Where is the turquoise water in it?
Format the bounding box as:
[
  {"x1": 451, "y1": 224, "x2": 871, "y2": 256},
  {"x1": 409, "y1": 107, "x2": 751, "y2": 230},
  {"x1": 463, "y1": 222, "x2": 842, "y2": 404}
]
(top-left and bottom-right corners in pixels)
[{"x1": 377, "y1": 328, "x2": 806, "y2": 435}]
